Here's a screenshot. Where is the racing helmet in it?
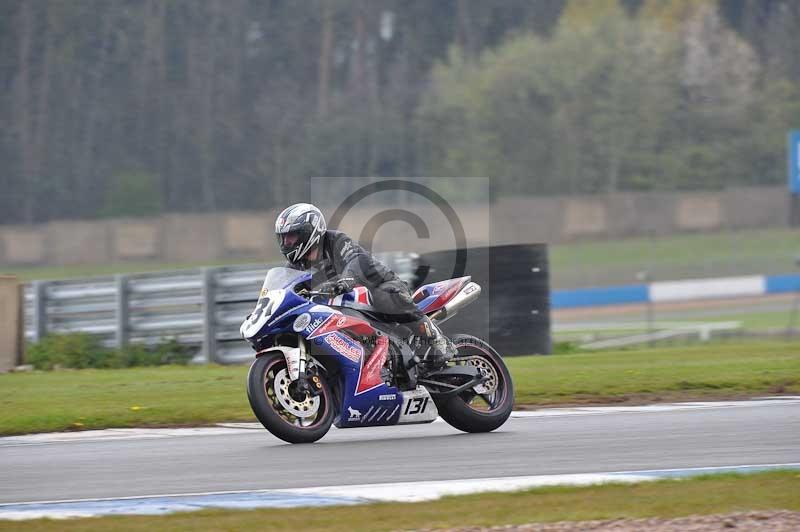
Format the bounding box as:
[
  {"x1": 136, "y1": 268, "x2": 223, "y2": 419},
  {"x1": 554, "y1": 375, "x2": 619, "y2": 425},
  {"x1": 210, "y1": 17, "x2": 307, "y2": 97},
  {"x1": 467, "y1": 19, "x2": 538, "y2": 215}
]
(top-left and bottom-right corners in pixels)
[{"x1": 275, "y1": 203, "x2": 327, "y2": 263}]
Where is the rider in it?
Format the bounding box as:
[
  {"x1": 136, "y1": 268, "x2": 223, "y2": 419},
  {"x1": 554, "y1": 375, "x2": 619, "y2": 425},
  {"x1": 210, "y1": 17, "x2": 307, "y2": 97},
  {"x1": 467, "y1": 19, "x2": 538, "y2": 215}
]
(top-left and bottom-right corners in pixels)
[{"x1": 274, "y1": 202, "x2": 455, "y2": 365}]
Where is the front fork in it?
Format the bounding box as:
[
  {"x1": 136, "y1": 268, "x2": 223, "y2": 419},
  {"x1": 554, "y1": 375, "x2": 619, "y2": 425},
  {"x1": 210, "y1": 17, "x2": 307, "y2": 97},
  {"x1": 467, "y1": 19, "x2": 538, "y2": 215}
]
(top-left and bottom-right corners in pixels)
[
  {"x1": 259, "y1": 339, "x2": 324, "y2": 397},
  {"x1": 291, "y1": 338, "x2": 325, "y2": 397}
]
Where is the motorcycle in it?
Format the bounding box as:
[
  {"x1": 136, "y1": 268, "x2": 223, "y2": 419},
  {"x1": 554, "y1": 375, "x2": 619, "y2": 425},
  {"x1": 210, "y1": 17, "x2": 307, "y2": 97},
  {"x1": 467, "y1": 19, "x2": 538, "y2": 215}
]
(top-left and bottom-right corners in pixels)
[{"x1": 239, "y1": 267, "x2": 514, "y2": 443}]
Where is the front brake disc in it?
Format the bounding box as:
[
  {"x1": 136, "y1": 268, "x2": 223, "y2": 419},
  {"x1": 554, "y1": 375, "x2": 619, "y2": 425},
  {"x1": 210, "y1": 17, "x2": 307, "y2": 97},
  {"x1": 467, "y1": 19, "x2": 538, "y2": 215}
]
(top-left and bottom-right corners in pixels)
[{"x1": 272, "y1": 368, "x2": 320, "y2": 418}]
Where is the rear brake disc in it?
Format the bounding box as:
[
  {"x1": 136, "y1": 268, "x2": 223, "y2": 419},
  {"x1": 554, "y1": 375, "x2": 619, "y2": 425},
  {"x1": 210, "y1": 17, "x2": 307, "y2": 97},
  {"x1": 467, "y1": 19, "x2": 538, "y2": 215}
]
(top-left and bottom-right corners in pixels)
[{"x1": 460, "y1": 355, "x2": 498, "y2": 395}]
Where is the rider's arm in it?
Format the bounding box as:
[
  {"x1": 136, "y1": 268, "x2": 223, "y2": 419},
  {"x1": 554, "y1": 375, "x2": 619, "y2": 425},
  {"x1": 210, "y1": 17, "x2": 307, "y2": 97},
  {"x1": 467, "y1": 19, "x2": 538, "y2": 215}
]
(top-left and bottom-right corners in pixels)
[{"x1": 331, "y1": 233, "x2": 376, "y2": 286}]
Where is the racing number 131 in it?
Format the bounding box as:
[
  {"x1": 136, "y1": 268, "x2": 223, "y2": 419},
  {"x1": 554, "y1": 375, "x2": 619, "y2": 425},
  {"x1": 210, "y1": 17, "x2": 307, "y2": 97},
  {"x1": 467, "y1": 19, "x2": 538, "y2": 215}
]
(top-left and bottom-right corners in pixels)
[{"x1": 404, "y1": 397, "x2": 429, "y2": 415}]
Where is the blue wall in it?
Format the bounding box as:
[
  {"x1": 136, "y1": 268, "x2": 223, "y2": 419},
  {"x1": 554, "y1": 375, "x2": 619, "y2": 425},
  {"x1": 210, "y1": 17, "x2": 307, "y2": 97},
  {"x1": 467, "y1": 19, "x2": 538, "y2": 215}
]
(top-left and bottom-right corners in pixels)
[
  {"x1": 552, "y1": 273, "x2": 800, "y2": 309},
  {"x1": 766, "y1": 273, "x2": 800, "y2": 295},
  {"x1": 552, "y1": 284, "x2": 649, "y2": 309}
]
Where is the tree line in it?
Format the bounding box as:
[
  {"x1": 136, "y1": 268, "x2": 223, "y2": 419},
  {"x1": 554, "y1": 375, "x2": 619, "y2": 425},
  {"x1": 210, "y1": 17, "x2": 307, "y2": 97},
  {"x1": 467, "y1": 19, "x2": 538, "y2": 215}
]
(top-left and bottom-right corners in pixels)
[{"x1": 2, "y1": 0, "x2": 799, "y2": 224}]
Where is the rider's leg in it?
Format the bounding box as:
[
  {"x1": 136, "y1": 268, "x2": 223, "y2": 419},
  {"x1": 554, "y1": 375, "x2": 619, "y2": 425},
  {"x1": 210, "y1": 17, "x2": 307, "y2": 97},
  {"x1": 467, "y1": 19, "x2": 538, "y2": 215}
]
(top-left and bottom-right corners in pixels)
[
  {"x1": 369, "y1": 280, "x2": 456, "y2": 365},
  {"x1": 414, "y1": 315, "x2": 456, "y2": 363}
]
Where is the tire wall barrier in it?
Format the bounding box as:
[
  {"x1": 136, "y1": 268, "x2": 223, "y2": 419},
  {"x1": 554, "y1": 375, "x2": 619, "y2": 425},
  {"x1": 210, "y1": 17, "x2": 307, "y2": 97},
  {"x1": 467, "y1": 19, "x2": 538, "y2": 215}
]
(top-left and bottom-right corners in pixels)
[{"x1": 418, "y1": 244, "x2": 551, "y2": 356}]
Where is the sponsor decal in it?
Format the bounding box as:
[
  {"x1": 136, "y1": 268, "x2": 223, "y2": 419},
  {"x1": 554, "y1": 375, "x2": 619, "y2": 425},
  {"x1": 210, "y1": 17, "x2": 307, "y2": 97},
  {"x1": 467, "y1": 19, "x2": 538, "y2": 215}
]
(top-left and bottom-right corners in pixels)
[
  {"x1": 356, "y1": 335, "x2": 389, "y2": 394},
  {"x1": 340, "y1": 240, "x2": 355, "y2": 259},
  {"x1": 324, "y1": 333, "x2": 363, "y2": 363},
  {"x1": 308, "y1": 313, "x2": 374, "y2": 338},
  {"x1": 347, "y1": 406, "x2": 361, "y2": 422},
  {"x1": 292, "y1": 313, "x2": 311, "y2": 332},
  {"x1": 308, "y1": 309, "x2": 375, "y2": 339},
  {"x1": 306, "y1": 314, "x2": 338, "y2": 339},
  {"x1": 260, "y1": 288, "x2": 269, "y2": 298},
  {"x1": 305, "y1": 316, "x2": 324, "y2": 334},
  {"x1": 379, "y1": 394, "x2": 396, "y2": 401}
]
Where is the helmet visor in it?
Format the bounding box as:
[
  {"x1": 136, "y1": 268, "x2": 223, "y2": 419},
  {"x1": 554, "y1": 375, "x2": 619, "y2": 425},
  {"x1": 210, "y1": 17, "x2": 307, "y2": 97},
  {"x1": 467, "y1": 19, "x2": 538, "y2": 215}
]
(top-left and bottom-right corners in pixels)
[
  {"x1": 280, "y1": 232, "x2": 301, "y2": 248},
  {"x1": 277, "y1": 227, "x2": 312, "y2": 261}
]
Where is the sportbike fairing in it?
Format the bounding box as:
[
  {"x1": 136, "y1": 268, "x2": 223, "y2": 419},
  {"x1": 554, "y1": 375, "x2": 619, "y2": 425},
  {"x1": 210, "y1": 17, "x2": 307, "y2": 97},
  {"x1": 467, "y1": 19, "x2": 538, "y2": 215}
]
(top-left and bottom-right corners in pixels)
[
  {"x1": 240, "y1": 267, "x2": 438, "y2": 428},
  {"x1": 413, "y1": 277, "x2": 474, "y2": 314}
]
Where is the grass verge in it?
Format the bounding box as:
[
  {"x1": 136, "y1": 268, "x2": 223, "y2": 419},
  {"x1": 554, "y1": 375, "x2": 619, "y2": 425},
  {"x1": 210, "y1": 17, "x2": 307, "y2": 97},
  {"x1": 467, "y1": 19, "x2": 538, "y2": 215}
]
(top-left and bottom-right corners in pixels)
[
  {"x1": 507, "y1": 341, "x2": 800, "y2": 405},
  {"x1": 0, "y1": 365, "x2": 247, "y2": 435},
  {"x1": 2, "y1": 471, "x2": 798, "y2": 531},
  {"x1": 1, "y1": 341, "x2": 798, "y2": 435},
  {"x1": 550, "y1": 227, "x2": 800, "y2": 287},
  {"x1": 553, "y1": 310, "x2": 793, "y2": 341}
]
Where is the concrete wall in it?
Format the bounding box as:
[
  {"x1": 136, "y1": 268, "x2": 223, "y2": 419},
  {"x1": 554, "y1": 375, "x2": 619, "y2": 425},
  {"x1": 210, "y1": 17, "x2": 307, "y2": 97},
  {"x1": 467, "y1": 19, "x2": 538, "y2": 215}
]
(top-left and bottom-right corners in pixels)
[
  {"x1": 0, "y1": 276, "x2": 22, "y2": 372},
  {"x1": 0, "y1": 186, "x2": 789, "y2": 268}
]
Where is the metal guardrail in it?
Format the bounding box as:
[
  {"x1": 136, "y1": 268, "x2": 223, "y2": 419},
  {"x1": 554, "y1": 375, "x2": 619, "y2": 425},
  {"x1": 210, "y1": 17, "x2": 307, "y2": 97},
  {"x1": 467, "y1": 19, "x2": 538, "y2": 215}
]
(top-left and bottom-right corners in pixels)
[
  {"x1": 23, "y1": 253, "x2": 419, "y2": 364},
  {"x1": 552, "y1": 321, "x2": 744, "y2": 349}
]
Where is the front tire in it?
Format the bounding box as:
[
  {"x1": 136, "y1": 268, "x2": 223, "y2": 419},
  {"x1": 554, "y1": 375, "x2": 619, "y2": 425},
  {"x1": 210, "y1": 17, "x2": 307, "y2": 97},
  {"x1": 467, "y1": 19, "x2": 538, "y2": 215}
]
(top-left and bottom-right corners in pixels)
[
  {"x1": 434, "y1": 334, "x2": 514, "y2": 433},
  {"x1": 247, "y1": 353, "x2": 335, "y2": 443}
]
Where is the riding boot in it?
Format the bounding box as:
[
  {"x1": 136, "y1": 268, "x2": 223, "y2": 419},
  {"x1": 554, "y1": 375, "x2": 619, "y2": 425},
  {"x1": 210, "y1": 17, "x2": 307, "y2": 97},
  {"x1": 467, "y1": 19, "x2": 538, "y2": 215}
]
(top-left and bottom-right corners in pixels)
[{"x1": 416, "y1": 316, "x2": 456, "y2": 367}]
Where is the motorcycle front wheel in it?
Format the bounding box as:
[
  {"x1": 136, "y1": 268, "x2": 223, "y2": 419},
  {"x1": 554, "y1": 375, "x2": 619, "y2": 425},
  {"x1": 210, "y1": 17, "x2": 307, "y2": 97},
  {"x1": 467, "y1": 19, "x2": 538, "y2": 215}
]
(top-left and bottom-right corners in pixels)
[
  {"x1": 247, "y1": 353, "x2": 335, "y2": 443},
  {"x1": 434, "y1": 334, "x2": 514, "y2": 433}
]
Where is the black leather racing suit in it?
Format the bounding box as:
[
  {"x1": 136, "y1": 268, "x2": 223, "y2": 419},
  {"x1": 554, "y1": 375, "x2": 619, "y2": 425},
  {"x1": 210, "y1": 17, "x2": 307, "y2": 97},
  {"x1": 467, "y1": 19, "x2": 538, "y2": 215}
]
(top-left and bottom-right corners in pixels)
[{"x1": 287, "y1": 230, "x2": 424, "y2": 324}]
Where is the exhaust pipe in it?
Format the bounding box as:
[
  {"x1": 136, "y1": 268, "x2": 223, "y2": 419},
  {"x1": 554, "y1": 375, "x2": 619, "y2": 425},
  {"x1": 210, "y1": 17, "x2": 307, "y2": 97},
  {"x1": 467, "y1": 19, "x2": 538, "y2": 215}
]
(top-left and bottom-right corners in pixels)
[{"x1": 430, "y1": 282, "x2": 481, "y2": 323}]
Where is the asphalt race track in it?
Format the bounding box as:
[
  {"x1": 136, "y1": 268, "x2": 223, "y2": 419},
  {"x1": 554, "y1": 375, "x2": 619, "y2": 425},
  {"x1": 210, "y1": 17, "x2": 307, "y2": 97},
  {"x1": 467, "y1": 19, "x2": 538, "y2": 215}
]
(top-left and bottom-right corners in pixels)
[{"x1": 2, "y1": 399, "x2": 799, "y2": 505}]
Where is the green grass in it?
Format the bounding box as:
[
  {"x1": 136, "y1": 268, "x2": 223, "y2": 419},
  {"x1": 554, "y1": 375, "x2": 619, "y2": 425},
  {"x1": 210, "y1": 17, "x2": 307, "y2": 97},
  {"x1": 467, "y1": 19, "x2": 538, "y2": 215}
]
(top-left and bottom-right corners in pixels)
[
  {"x1": 551, "y1": 228, "x2": 799, "y2": 271},
  {"x1": 3, "y1": 471, "x2": 798, "y2": 531},
  {"x1": 1, "y1": 341, "x2": 798, "y2": 435},
  {"x1": 553, "y1": 311, "x2": 796, "y2": 344},
  {"x1": 4, "y1": 227, "x2": 799, "y2": 286},
  {"x1": 507, "y1": 341, "x2": 800, "y2": 405},
  {"x1": 549, "y1": 227, "x2": 800, "y2": 287},
  {"x1": 704, "y1": 311, "x2": 796, "y2": 331},
  {"x1": 0, "y1": 365, "x2": 250, "y2": 435}
]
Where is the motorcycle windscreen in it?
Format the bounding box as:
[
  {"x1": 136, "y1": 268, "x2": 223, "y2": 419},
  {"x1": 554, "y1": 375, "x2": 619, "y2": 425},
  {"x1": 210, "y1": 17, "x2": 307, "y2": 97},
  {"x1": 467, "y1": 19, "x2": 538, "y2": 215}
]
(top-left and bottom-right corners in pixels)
[{"x1": 240, "y1": 268, "x2": 311, "y2": 339}]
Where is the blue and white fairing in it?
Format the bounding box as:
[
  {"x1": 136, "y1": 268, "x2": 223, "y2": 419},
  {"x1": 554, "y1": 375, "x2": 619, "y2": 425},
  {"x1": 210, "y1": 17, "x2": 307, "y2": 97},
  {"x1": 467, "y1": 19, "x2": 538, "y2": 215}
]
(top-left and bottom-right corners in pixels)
[{"x1": 240, "y1": 268, "x2": 438, "y2": 429}]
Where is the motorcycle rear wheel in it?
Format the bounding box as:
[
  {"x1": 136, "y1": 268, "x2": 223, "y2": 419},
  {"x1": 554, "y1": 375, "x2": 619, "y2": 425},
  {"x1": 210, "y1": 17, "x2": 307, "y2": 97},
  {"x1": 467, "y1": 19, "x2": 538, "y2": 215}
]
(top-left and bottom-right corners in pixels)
[
  {"x1": 434, "y1": 334, "x2": 514, "y2": 433},
  {"x1": 247, "y1": 353, "x2": 335, "y2": 443}
]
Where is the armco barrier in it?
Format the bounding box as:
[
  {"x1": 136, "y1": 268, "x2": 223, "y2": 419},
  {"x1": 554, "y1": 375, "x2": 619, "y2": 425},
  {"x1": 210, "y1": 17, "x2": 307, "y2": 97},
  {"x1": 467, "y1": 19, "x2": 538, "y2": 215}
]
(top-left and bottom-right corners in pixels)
[
  {"x1": 551, "y1": 273, "x2": 800, "y2": 309},
  {"x1": 23, "y1": 253, "x2": 419, "y2": 364},
  {"x1": 22, "y1": 246, "x2": 552, "y2": 362}
]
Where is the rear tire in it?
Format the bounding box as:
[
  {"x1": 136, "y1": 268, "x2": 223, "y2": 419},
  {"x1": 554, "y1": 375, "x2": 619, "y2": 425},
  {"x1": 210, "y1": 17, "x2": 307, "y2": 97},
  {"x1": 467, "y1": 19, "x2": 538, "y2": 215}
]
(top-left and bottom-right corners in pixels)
[
  {"x1": 247, "y1": 353, "x2": 335, "y2": 443},
  {"x1": 434, "y1": 334, "x2": 514, "y2": 433}
]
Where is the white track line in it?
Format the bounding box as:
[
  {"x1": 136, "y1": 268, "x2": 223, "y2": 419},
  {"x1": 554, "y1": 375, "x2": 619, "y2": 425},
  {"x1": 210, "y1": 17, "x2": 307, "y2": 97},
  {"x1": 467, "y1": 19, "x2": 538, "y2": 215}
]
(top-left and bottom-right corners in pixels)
[
  {"x1": 289, "y1": 462, "x2": 800, "y2": 502},
  {"x1": 2, "y1": 397, "x2": 799, "y2": 447},
  {"x1": 1, "y1": 463, "x2": 798, "y2": 521},
  {"x1": 510, "y1": 396, "x2": 800, "y2": 418}
]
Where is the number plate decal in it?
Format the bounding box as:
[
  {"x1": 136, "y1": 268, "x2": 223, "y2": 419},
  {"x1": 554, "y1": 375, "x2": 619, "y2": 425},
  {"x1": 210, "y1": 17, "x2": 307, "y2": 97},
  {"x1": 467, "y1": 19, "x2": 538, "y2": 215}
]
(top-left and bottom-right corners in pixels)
[{"x1": 397, "y1": 387, "x2": 438, "y2": 424}]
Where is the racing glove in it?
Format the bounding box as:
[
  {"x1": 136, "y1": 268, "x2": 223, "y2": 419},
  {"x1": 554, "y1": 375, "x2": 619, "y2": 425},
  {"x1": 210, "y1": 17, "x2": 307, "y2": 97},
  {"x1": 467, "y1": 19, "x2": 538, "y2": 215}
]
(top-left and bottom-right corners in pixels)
[{"x1": 317, "y1": 277, "x2": 357, "y2": 295}]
